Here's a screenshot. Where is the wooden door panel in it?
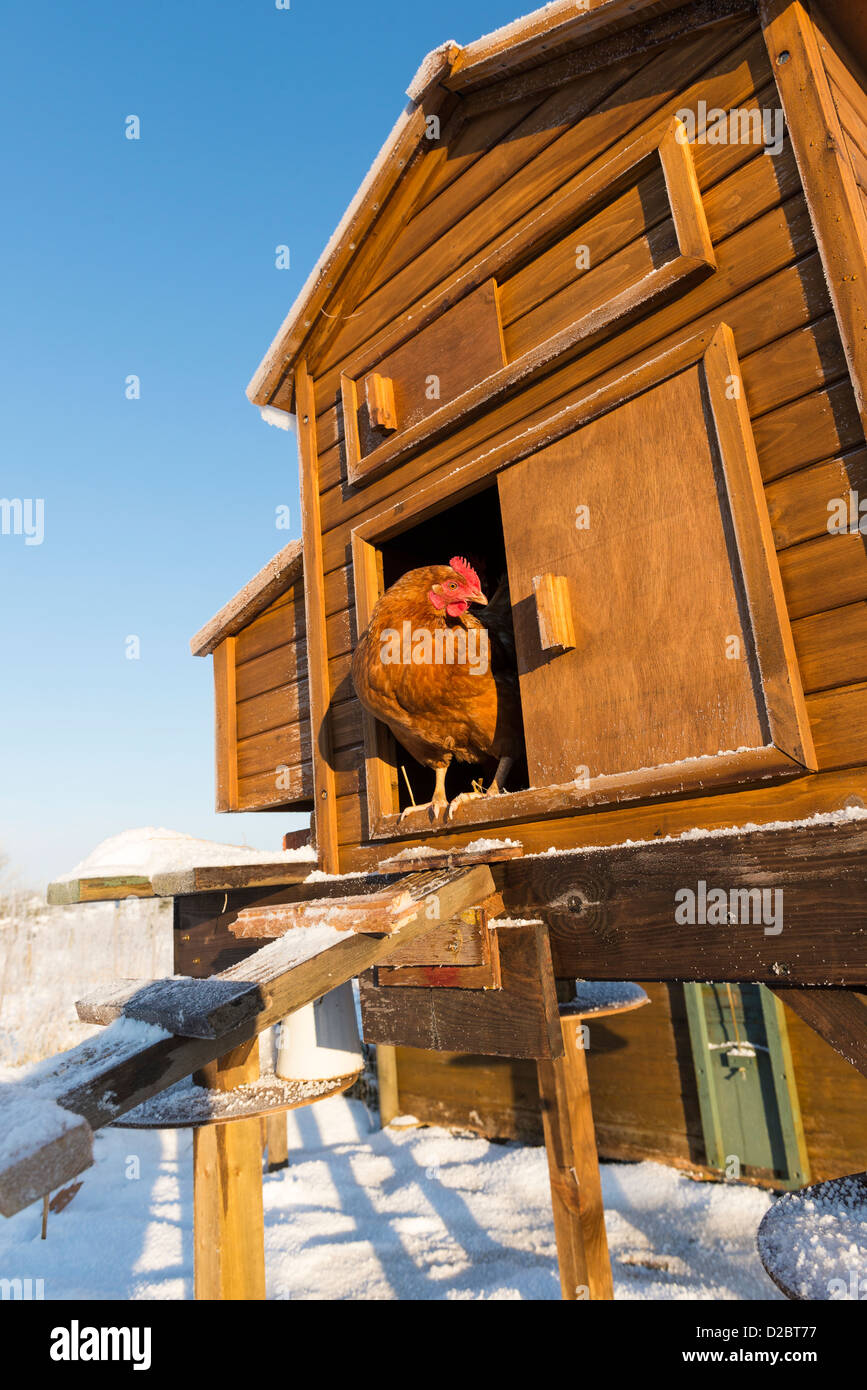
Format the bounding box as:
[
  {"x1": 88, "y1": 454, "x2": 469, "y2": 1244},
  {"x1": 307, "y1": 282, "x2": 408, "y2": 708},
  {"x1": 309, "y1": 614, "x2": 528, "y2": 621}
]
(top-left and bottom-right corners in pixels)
[{"x1": 498, "y1": 332, "x2": 814, "y2": 795}]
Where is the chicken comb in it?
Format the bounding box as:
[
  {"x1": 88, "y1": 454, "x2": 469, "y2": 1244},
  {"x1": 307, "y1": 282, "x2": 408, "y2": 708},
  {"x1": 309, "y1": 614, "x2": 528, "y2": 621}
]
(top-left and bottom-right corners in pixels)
[{"x1": 450, "y1": 555, "x2": 481, "y2": 591}]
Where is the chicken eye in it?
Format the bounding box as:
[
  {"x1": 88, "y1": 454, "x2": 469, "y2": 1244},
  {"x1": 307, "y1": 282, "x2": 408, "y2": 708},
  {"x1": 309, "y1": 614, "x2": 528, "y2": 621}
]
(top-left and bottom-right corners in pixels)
[{"x1": 447, "y1": 581, "x2": 458, "y2": 589}]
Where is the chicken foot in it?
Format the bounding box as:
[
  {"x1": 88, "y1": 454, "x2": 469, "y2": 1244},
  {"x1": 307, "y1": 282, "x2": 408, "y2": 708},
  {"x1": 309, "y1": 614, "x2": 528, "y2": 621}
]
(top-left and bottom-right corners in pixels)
[
  {"x1": 400, "y1": 763, "x2": 449, "y2": 823},
  {"x1": 447, "y1": 756, "x2": 514, "y2": 820}
]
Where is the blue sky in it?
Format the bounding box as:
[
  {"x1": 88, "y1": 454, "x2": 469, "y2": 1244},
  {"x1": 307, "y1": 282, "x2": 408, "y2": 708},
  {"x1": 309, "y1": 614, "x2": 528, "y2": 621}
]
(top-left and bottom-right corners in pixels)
[{"x1": 1, "y1": 0, "x2": 520, "y2": 887}]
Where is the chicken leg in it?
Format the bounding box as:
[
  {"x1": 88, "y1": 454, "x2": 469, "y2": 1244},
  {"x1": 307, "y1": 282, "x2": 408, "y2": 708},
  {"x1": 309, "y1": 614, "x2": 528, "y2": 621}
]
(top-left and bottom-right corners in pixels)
[
  {"x1": 447, "y1": 756, "x2": 514, "y2": 820},
  {"x1": 400, "y1": 763, "x2": 449, "y2": 823}
]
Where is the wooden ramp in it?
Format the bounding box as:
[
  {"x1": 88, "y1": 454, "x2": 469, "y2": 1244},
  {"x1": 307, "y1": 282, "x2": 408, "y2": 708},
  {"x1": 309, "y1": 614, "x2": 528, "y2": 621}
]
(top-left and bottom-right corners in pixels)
[{"x1": 0, "y1": 866, "x2": 493, "y2": 1217}]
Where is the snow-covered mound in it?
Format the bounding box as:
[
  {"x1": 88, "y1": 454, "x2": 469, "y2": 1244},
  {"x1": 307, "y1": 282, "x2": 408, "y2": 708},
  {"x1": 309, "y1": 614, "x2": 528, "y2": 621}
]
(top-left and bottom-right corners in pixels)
[{"x1": 57, "y1": 827, "x2": 314, "y2": 882}]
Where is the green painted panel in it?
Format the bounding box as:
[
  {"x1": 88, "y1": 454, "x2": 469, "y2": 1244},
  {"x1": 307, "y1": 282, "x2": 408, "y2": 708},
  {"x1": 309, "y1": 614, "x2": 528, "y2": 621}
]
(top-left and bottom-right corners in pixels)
[{"x1": 684, "y1": 983, "x2": 810, "y2": 1188}]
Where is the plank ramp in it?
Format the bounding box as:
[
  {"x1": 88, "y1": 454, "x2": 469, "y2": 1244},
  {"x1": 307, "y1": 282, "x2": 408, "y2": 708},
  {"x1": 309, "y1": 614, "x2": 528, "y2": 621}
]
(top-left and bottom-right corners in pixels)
[
  {"x1": 230, "y1": 868, "x2": 478, "y2": 938},
  {"x1": 0, "y1": 866, "x2": 493, "y2": 1217},
  {"x1": 76, "y1": 978, "x2": 264, "y2": 1039}
]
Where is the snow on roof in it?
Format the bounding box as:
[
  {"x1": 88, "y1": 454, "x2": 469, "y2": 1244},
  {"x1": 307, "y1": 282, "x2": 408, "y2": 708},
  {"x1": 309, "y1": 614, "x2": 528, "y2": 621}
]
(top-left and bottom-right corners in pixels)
[
  {"x1": 57, "y1": 827, "x2": 315, "y2": 883},
  {"x1": 461, "y1": 1, "x2": 594, "y2": 59}
]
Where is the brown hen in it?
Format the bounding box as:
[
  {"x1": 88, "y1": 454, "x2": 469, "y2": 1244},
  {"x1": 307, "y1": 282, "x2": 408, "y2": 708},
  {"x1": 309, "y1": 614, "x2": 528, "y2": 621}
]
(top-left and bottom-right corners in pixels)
[{"x1": 351, "y1": 557, "x2": 523, "y2": 821}]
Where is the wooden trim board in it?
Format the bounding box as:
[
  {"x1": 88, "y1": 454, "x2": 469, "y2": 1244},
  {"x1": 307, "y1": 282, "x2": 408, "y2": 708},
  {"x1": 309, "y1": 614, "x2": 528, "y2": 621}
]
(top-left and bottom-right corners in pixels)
[
  {"x1": 296, "y1": 360, "x2": 340, "y2": 873},
  {"x1": 761, "y1": 0, "x2": 867, "y2": 434}
]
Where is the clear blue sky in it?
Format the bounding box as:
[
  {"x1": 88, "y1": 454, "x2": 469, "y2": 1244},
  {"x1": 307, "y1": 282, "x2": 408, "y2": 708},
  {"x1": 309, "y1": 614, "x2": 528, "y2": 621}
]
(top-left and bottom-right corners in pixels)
[{"x1": 1, "y1": 0, "x2": 520, "y2": 888}]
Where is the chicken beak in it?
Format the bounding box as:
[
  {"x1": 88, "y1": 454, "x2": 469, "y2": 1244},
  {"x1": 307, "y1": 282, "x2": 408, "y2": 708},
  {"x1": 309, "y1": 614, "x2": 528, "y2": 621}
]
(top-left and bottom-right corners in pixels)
[{"x1": 471, "y1": 590, "x2": 488, "y2": 606}]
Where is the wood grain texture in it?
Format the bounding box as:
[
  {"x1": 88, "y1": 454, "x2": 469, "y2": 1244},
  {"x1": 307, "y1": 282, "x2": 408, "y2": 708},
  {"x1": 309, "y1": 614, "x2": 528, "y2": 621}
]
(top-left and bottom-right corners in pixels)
[
  {"x1": 761, "y1": 0, "x2": 867, "y2": 432},
  {"x1": 193, "y1": 1041, "x2": 266, "y2": 1301},
  {"x1": 330, "y1": 120, "x2": 716, "y2": 486},
  {"x1": 320, "y1": 193, "x2": 819, "y2": 562},
  {"x1": 346, "y1": 280, "x2": 507, "y2": 485},
  {"x1": 317, "y1": 21, "x2": 760, "y2": 392},
  {"x1": 0, "y1": 869, "x2": 496, "y2": 1217},
  {"x1": 537, "y1": 1014, "x2": 614, "y2": 1300},
  {"x1": 296, "y1": 361, "x2": 339, "y2": 870},
  {"x1": 360, "y1": 920, "x2": 563, "y2": 1058},
  {"x1": 772, "y1": 988, "x2": 867, "y2": 1080},
  {"x1": 497, "y1": 818, "x2": 867, "y2": 985},
  {"x1": 214, "y1": 638, "x2": 238, "y2": 813},
  {"x1": 496, "y1": 330, "x2": 811, "y2": 788}
]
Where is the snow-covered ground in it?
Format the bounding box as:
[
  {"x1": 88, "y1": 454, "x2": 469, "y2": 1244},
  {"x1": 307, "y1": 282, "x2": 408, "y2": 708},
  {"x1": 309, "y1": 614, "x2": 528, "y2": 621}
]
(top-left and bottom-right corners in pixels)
[{"x1": 0, "y1": 1093, "x2": 782, "y2": 1301}]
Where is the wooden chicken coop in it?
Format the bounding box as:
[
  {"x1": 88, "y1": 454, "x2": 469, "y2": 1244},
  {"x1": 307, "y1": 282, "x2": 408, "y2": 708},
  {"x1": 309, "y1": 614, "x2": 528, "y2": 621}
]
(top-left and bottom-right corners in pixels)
[
  {"x1": 207, "y1": 0, "x2": 867, "y2": 1165},
  {"x1": 240, "y1": 0, "x2": 867, "y2": 880},
  {"x1": 196, "y1": 0, "x2": 867, "y2": 1268},
  {"x1": 4, "y1": 0, "x2": 867, "y2": 1305}
]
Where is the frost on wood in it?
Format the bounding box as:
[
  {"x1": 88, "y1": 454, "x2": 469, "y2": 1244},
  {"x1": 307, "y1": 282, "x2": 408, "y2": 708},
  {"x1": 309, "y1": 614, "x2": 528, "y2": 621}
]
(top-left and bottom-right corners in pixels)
[
  {"x1": 562, "y1": 981, "x2": 649, "y2": 1016},
  {"x1": 18, "y1": 1016, "x2": 170, "y2": 1110},
  {"x1": 0, "y1": 1085, "x2": 93, "y2": 1217},
  {"x1": 84, "y1": 978, "x2": 268, "y2": 1045},
  {"x1": 758, "y1": 1176, "x2": 867, "y2": 1300},
  {"x1": 533, "y1": 805, "x2": 867, "y2": 857},
  {"x1": 222, "y1": 922, "x2": 350, "y2": 977},
  {"x1": 118, "y1": 1071, "x2": 355, "y2": 1128}
]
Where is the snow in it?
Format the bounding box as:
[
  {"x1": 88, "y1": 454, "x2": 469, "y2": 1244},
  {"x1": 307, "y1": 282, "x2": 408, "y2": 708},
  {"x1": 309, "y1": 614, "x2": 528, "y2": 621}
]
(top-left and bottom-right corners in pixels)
[
  {"x1": 224, "y1": 920, "x2": 350, "y2": 978},
  {"x1": 0, "y1": 1085, "x2": 85, "y2": 1170},
  {"x1": 405, "y1": 41, "x2": 458, "y2": 102},
  {"x1": 119, "y1": 1072, "x2": 352, "y2": 1127},
  {"x1": 56, "y1": 827, "x2": 315, "y2": 882},
  {"x1": 533, "y1": 805, "x2": 867, "y2": 857},
  {"x1": 0, "y1": 896, "x2": 173, "y2": 1066},
  {"x1": 17, "y1": 1016, "x2": 171, "y2": 1115},
  {"x1": 0, "y1": 1091, "x2": 785, "y2": 1300},
  {"x1": 379, "y1": 845, "x2": 441, "y2": 862},
  {"x1": 758, "y1": 1177, "x2": 867, "y2": 1301},
  {"x1": 462, "y1": 1, "x2": 586, "y2": 60},
  {"x1": 564, "y1": 981, "x2": 648, "y2": 1015},
  {"x1": 258, "y1": 405, "x2": 295, "y2": 432},
  {"x1": 462, "y1": 837, "x2": 522, "y2": 853}
]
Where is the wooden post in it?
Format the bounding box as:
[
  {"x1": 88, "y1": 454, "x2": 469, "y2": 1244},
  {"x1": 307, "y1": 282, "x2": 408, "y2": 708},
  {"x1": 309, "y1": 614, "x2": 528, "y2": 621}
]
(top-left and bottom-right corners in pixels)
[
  {"x1": 377, "y1": 1044, "x2": 400, "y2": 1127},
  {"x1": 193, "y1": 1040, "x2": 266, "y2": 1301},
  {"x1": 536, "y1": 1014, "x2": 613, "y2": 1301},
  {"x1": 295, "y1": 360, "x2": 340, "y2": 876},
  {"x1": 264, "y1": 1112, "x2": 289, "y2": 1171}
]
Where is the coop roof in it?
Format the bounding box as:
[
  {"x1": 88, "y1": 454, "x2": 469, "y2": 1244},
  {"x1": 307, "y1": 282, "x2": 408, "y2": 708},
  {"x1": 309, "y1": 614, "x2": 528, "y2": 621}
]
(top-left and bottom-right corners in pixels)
[
  {"x1": 190, "y1": 540, "x2": 303, "y2": 657},
  {"x1": 246, "y1": 0, "x2": 737, "y2": 411},
  {"x1": 248, "y1": 0, "x2": 867, "y2": 413}
]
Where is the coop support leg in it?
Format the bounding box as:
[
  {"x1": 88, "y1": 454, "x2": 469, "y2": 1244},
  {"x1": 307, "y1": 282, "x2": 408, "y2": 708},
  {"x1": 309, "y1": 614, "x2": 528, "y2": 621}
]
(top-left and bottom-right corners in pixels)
[
  {"x1": 193, "y1": 1040, "x2": 266, "y2": 1301},
  {"x1": 377, "y1": 1044, "x2": 400, "y2": 1126},
  {"x1": 536, "y1": 1015, "x2": 613, "y2": 1301},
  {"x1": 264, "y1": 1112, "x2": 289, "y2": 1171}
]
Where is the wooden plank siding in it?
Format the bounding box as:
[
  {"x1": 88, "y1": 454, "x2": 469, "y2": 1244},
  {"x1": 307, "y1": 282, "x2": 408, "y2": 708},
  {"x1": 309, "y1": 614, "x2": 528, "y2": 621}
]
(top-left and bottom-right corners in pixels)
[
  {"x1": 283, "y1": 7, "x2": 867, "y2": 867},
  {"x1": 223, "y1": 578, "x2": 314, "y2": 811},
  {"x1": 815, "y1": 6, "x2": 867, "y2": 222}
]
